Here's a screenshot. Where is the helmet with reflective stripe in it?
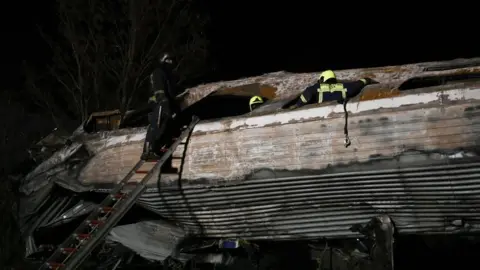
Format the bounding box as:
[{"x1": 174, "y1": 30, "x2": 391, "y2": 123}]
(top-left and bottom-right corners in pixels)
[
  {"x1": 249, "y1": 96, "x2": 264, "y2": 106},
  {"x1": 249, "y1": 96, "x2": 264, "y2": 111},
  {"x1": 160, "y1": 52, "x2": 174, "y2": 65},
  {"x1": 319, "y1": 70, "x2": 336, "y2": 83}
]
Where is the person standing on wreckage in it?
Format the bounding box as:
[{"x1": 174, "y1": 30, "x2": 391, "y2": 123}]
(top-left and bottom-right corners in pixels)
[{"x1": 141, "y1": 52, "x2": 181, "y2": 161}]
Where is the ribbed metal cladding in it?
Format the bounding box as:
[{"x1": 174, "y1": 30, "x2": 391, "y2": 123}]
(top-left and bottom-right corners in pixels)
[{"x1": 134, "y1": 161, "x2": 480, "y2": 240}]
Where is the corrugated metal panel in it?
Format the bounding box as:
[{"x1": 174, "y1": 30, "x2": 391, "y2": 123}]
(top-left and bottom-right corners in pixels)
[{"x1": 133, "y1": 161, "x2": 480, "y2": 240}]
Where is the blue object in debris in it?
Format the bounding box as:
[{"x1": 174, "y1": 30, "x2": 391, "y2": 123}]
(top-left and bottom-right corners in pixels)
[{"x1": 220, "y1": 240, "x2": 239, "y2": 249}]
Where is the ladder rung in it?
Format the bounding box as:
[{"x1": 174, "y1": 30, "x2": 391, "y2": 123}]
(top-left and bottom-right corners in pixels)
[
  {"x1": 61, "y1": 247, "x2": 78, "y2": 254},
  {"x1": 74, "y1": 233, "x2": 91, "y2": 240},
  {"x1": 46, "y1": 262, "x2": 65, "y2": 269},
  {"x1": 135, "y1": 170, "x2": 150, "y2": 174},
  {"x1": 99, "y1": 206, "x2": 114, "y2": 213},
  {"x1": 111, "y1": 193, "x2": 125, "y2": 199},
  {"x1": 88, "y1": 219, "x2": 105, "y2": 226},
  {"x1": 125, "y1": 181, "x2": 137, "y2": 186}
]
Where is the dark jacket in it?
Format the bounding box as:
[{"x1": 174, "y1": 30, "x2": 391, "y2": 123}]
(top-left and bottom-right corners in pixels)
[
  {"x1": 296, "y1": 78, "x2": 375, "y2": 107},
  {"x1": 149, "y1": 64, "x2": 180, "y2": 113}
]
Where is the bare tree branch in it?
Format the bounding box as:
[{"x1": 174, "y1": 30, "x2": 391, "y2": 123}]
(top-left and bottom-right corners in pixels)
[{"x1": 25, "y1": 0, "x2": 212, "y2": 126}]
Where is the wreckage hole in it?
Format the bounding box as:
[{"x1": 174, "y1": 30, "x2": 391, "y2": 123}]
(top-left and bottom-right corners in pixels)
[
  {"x1": 181, "y1": 93, "x2": 265, "y2": 120},
  {"x1": 399, "y1": 72, "x2": 480, "y2": 90},
  {"x1": 83, "y1": 83, "x2": 278, "y2": 132},
  {"x1": 180, "y1": 82, "x2": 276, "y2": 120},
  {"x1": 84, "y1": 93, "x2": 271, "y2": 134}
]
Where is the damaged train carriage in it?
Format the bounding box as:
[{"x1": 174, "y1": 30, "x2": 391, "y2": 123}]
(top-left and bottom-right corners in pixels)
[{"x1": 18, "y1": 58, "x2": 480, "y2": 266}]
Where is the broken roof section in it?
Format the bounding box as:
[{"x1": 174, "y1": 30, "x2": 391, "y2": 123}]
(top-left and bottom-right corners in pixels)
[
  {"x1": 178, "y1": 57, "x2": 480, "y2": 113},
  {"x1": 28, "y1": 128, "x2": 71, "y2": 165}
]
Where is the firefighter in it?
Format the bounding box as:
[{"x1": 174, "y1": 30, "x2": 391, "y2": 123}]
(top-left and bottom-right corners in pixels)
[
  {"x1": 295, "y1": 70, "x2": 377, "y2": 107},
  {"x1": 249, "y1": 96, "x2": 265, "y2": 112},
  {"x1": 294, "y1": 70, "x2": 378, "y2": 148},
  {"x1": 141, "y1": 53, "x2": 177, "y2": 161}
]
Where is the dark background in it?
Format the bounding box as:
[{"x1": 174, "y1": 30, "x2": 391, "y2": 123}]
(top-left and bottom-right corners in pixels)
[
  {"x1": 4, "y1": 2, "x2": 479, "y2": 87},
  {"x1": 207, "y1": 2, "x2": 479, "y2": 78}
]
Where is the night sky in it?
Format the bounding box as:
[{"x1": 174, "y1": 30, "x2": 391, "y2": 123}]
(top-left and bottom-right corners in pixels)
[
  {"x1": 207, "y1": 2, "x2": 479, "y2": 79},
  {"x1": 3, "y1": 1, "x2": 479, "y2": 88}
]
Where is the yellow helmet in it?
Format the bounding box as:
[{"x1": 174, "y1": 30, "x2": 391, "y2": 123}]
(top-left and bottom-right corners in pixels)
[
  {"x1": 319, "y1": 70, "x2": 336, "y2": 82},
  {"x1": 249, "y1": 96, "x2": 264, "y2": 111}
]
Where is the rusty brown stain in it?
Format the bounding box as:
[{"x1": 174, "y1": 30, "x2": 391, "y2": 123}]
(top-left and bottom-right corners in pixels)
[
  {"x1": 259, "y1": 84, "x2": 277, "y2": 99},
  {"x1": 210, "y1": 83, "x2": 278, "y2": 99},
  {"x1": 360, "y1": 88, "x2": 401, "y2": 101},
  {"x1": 210, "y1": 86, "x2": 248, "y2": 96}
]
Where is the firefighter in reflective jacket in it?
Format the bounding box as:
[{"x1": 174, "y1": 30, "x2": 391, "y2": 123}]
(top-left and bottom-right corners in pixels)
[
  {"x1": 295, "y1": 70, "x2": 378, "y2": 148},
  {"x1": 295, "y1": 70, "x2": 377, "y2": 107},
  {"x1": 141, "y1": 53, "x2": 177, "y2": 160},
  {"x1": 249, "y1": 96, "x2": 265, "y2": 112}
]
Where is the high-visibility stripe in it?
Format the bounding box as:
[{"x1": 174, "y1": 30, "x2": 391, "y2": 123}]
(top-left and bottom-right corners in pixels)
[
  {"x1": 317, "y1": 83, "x2": 347, "y2": 103},
  {"x1": 300, "y1": 95, "x2": 307, "y2": 103},
  {"x1": 149, "y1": 90, "x2": 166, "y2": 103}
]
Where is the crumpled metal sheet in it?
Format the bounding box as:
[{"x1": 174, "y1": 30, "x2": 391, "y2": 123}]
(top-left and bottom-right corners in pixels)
[
  {"x1": 18, "y1": 182, "x2": 55, "y2": 235},
  {"x1": 40, "y1": 200, "x2": 96, "y2": 228},
  {"x1": 20, "y1": 192, "x2": 96, "y2": 237},
  {"x1": 107, "y1": 220, "x2": 194, "y2": 262},
  {"x1": 20, "y1": 142, "x2": 85, "y2": 195},
  {"x1": 24, "y1": 235, "x2": 37, "y2": 258}
]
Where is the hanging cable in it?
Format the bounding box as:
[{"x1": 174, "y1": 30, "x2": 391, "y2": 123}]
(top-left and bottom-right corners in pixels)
[{"x1": 343, "y1": 99, "x2": 351, "y2": 148}]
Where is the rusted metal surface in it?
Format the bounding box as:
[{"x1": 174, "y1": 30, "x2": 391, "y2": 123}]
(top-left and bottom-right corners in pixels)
[
  {"x1": 178, "y1": 58, "x2": 480, "y2": 109},
  {"x1": 359, "y1": 88, "x2": 401, "y2": 101},
  {"x1": 210, "y1": 83, "x2": 278, "y2": 99}
]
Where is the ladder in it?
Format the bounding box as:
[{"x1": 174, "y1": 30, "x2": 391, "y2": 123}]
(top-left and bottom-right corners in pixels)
[{"x1": 39, "y1": 116, "x2": 200, "y2": 270}]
